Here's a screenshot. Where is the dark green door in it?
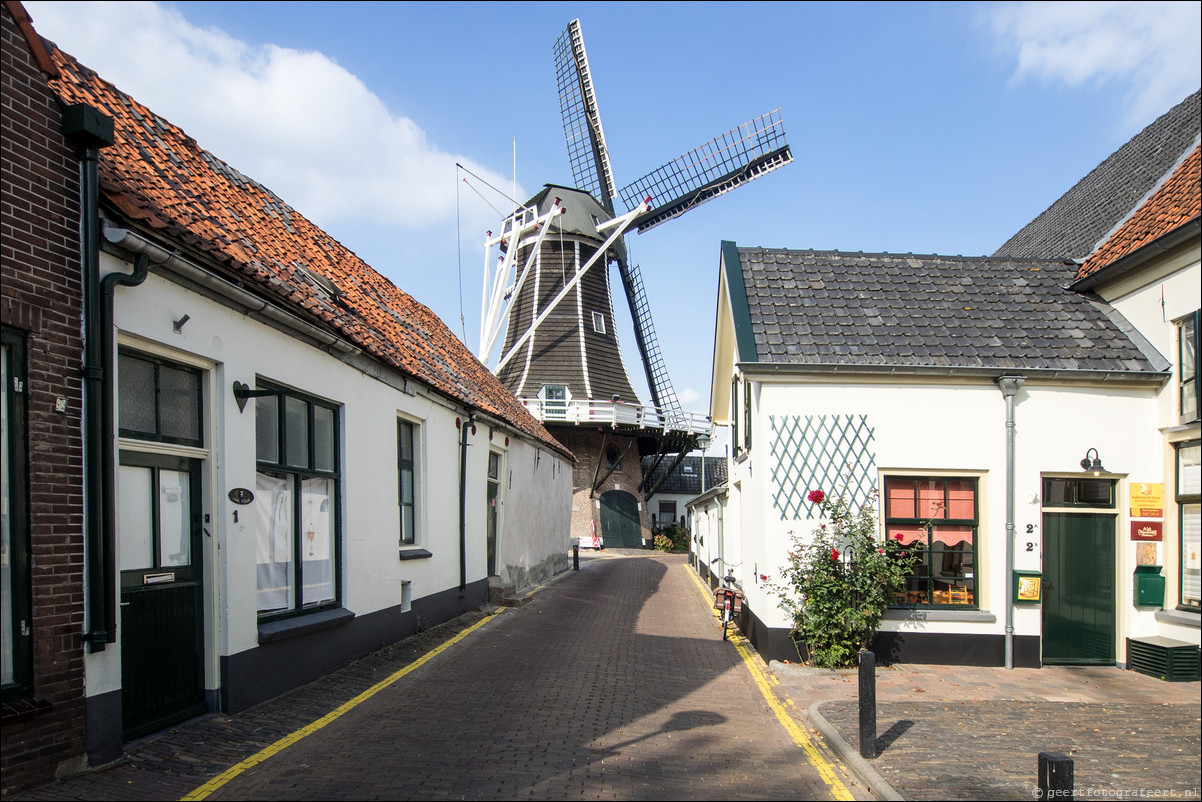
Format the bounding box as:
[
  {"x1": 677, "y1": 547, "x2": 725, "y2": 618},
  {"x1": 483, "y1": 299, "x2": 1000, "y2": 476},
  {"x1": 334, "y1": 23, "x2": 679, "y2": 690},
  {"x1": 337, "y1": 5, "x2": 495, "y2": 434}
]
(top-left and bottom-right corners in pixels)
[
  {"x1": 119, "y1": 453, "x2": 206, "y2": 739},
  {"x1": 600, "y1": 490, "x2": 641, "y2": 548},
  {"x1": 486, "y1": 451, "x2": 500, "y2": 576},
  {"x1": 1042, "y1": 512, "x2": 1116, "y2": 665}
]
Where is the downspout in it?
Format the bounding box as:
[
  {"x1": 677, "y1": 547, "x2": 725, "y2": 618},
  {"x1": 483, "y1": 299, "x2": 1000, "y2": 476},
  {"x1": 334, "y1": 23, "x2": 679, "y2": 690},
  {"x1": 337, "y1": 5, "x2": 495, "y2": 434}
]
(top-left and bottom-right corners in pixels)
[
  {"x1": 459, "y1": 410, "x2": 475, "y2": 592},
  {"x1": 62, "y1": 104, "x2": 115, "y2": 651},
  {"x1": 996, "y1": 376, "x2": 1025, "y2": 670},
  {"x1": 97, "y1": 254, "x2": 150, "y2": 646}
]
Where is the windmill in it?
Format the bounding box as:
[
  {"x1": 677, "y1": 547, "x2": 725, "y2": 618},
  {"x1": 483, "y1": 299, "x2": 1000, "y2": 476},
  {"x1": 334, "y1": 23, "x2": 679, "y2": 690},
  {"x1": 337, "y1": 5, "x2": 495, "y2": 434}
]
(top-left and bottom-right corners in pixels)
[{"x1": 478, "y1": 19, "x2": 792, "y2": 548}]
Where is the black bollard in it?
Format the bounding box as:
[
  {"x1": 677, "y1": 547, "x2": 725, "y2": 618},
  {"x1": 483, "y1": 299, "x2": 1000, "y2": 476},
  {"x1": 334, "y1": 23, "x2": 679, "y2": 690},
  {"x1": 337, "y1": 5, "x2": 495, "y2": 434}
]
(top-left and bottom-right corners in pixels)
[
  {"x1": 573, "y1": 544, "x2": 579, "y2": 571},
  {"x1": 1037, "y1": 752, "x2": 1073, "y2": 799},
  {"x1": 858, "y1": 649, "x2": 876, "y2": 759}
]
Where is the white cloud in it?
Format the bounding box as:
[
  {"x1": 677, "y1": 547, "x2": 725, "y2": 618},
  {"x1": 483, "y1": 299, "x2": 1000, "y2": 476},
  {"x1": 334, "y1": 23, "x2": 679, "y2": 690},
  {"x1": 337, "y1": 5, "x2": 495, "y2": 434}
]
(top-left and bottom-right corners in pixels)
[
  {"x1": 989, "y1": 1, "x2": 1201, "y2": 127},
  {"x1": 24, "y1": 1, "x2": 518, "y2": 237},
  {"x1": 677, "y1": 387, "x2": 703, "y2": 412}
]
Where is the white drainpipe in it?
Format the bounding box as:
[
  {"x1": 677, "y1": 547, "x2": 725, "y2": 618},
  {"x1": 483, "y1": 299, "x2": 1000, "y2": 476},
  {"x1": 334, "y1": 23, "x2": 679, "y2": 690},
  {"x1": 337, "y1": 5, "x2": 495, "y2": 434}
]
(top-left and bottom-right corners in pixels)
[{"x1": 996, "y1": 376, "x2": 1026, "y2": 670}]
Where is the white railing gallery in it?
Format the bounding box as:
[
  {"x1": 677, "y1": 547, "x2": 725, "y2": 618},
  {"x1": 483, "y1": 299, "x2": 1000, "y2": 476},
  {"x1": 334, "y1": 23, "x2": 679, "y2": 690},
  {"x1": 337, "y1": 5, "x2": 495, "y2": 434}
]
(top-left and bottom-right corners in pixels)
[{"x1": 519, "y1": 397, "x2": 711, "y2": 437}]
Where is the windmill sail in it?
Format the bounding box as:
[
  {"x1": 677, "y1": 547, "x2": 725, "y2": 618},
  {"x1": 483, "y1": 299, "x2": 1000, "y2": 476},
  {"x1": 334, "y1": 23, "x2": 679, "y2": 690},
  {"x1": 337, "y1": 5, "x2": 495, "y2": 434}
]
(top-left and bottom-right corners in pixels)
[
  {"x1": 621, "y1": 109, "x2": 793, "y2": 233},
  {"x1": 555, "y1": 19, "x2": 617, "y2": 214}
]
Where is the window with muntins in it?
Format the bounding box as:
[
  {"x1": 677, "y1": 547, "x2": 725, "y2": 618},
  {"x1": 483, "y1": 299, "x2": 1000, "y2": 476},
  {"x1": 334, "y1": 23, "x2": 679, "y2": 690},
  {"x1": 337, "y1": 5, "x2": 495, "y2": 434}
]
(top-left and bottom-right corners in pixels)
[
  {"x1": 254, "y1": 383, "x2": 339, "y2": 619},
  {"x1": 118, "y1": 350, "x2": 203, "y2": 447},
  {"x1": 731, "y1": 378, "x2": 740, "y2": 457},
  {"x1": 743, "y1": 380, "x2": 752, "y2": 452},
  {"x1": 1178, "y1": 440, "x2": 1200, "y2": 611},
  {"x1": 1179, "y1": 311, "x2": 1199, "y2": 424},
  {"x1": 398, "y1": 419, "x2": 417, "y2": 547},
  {"x1": 885, "y1": 476, "x2": 978, "y2": 607},
  {"x1": 541, "y1": 384, "x2": 567, "y2": 420},
  {"x1": 1, "y1": 330, "x2": 32, "y2": 700}
]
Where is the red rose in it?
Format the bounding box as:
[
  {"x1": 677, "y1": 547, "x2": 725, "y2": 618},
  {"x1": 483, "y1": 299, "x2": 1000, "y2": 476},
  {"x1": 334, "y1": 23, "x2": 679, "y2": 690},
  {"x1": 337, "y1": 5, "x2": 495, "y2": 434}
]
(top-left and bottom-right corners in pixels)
[
  {"x1": 831, "y1": 548, "x2": 840, "y2": 561},
  {"x1": 894, "y1": 533, "x2": 904, "y2": 541},
  {"x1": 759, "y1": 573, "x2": 768, "y2": 581},
  {"x1": 807, "y1": 490, "x2": 826, "y2": 504}
]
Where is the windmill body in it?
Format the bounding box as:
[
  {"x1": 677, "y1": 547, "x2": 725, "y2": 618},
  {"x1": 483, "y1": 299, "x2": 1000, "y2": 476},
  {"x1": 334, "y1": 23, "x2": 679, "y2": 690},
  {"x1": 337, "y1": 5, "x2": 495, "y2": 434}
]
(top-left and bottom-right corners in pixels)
[
  {"x1": 478, "y1": 19, "x2": 791, "y2": 549},
  {"x1": 495, "y1": 186, "x2": 639, "y2": 409}
]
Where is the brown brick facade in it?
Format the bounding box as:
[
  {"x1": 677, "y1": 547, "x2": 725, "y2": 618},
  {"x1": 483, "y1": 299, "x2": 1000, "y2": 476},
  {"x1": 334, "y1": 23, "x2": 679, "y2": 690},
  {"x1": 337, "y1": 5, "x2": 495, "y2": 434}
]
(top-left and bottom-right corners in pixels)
[
  {"x1": 1, "y1": 2, "x2": 88, "y2": 793},
  {"x1": 555, "y1": 428, "x2": 651, "y2": 546}
]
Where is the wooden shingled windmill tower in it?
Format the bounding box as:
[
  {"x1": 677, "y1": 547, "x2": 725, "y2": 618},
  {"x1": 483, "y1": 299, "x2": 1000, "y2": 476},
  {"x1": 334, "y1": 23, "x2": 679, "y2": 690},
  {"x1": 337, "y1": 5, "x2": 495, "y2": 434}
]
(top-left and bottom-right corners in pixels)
[{"x1": 479, "y1": 19, "x2": 792, "y2": 548}]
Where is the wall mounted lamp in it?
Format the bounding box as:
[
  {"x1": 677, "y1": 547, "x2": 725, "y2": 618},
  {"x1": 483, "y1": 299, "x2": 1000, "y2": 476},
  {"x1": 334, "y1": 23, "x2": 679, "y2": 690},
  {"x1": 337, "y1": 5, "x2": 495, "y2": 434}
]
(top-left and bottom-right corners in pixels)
[
  {"x1": 1079, "y1": 447, "x2": 1105, "y2": 476},
  {"x1": 232, "y1": 381, "x2": 284, "y2": 413}
]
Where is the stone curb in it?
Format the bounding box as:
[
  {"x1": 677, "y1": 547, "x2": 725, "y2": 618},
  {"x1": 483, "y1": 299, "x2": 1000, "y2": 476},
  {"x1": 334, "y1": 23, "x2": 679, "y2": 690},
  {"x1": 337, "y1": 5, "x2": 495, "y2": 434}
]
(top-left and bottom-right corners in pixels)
[{"x1": 807, "y1": 700, "x2": 905, "y2": 802}]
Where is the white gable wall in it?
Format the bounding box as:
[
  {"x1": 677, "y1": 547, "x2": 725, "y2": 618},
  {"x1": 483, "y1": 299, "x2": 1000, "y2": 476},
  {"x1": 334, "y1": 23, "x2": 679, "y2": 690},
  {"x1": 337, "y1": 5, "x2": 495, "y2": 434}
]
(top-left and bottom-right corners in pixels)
[{"x1": 733, "y1": 372, "x2": 1162, "y2": 662}]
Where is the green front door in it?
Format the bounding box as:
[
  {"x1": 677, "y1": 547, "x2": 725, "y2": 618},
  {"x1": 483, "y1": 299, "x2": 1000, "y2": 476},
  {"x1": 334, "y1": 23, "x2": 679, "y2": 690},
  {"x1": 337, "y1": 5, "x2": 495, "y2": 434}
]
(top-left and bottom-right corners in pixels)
[
  {"x1": 600, "y1": 490, "x2": 641, "y2": 548},
  {"x1": 119, "y1": 453, "x2": 206, "y2": 739},
  {"x1": 1042, "y1": 512, "x2": 1116, "y2": 665}
]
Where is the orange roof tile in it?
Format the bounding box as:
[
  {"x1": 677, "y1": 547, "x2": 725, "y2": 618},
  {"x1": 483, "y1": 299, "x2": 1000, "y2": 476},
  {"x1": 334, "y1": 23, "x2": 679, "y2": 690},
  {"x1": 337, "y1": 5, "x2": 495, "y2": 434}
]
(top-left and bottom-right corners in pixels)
[
  {"x1": 1078, "y1": 145, "x2": 1201, "y2": 279},
  {"x1": 45, "y1": 42, "x2": 568, "y2": 457}
]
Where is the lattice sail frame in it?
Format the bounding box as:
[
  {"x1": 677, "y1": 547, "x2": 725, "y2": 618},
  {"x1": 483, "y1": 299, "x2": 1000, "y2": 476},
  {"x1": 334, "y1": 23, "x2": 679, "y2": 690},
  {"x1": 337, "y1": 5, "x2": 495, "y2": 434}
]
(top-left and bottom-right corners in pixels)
[
  {"x1": 769, "y1": 414, "x2": 877, "y2": 520},
  {"x1": 621, "y1": 109, "x2": 793, "y2": 233},
  {"x1": 555, "y1": 20, "x2": 617, "y2": 213}
]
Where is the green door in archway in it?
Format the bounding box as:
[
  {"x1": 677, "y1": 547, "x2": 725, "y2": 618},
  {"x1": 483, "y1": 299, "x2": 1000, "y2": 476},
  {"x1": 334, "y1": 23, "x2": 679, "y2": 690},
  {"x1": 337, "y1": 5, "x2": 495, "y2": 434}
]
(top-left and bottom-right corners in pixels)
[{"x1": 600, "y1": 490, "x2": 641, "y2": 548}]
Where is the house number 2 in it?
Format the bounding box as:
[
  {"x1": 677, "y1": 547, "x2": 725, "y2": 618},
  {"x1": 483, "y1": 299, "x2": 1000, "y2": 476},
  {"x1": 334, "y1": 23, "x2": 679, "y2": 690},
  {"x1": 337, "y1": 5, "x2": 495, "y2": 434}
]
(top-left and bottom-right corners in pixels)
[{"x1": 1025, "y1": 523, "x2": 1037, "y2": 551}]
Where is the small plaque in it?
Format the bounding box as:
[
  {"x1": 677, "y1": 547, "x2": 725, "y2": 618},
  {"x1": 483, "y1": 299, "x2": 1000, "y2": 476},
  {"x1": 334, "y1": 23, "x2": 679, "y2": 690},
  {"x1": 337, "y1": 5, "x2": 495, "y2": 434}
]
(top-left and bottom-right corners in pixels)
[
  {"x1": 229, "y1": 487, "x2": 255, "y2": 505},
  {"x1": 1130, "y1": 520, "x2": 1162, "y2": 541}
]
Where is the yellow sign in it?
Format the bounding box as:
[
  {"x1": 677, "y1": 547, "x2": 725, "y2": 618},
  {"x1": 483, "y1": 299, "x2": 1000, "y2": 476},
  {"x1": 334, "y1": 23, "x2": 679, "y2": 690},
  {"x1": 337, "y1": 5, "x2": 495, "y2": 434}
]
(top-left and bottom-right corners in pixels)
[
  {"x1": 1017, "y1": 576, "x2": 1042, "y2": 602},
  {"x1": 1129, "y1": 483, "x2": 1163, "y2": 518}
]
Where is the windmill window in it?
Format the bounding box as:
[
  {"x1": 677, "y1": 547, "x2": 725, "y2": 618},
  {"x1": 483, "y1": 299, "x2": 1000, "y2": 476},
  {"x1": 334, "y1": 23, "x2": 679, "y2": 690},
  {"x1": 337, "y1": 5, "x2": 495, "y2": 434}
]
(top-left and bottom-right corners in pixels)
[
  {"x1": 592, "y1": 312, "x2": 606, "y2": 334},
  {"x1": 540, "y1": 385, "x2": 569, "y2": 420},
  {"x1": 606, "y1": 445, "x2": 620, "y2": 469}
]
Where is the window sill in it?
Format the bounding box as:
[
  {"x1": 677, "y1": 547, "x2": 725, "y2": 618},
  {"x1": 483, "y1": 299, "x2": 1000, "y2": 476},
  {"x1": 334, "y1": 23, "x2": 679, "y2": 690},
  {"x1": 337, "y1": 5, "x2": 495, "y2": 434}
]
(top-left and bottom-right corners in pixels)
[
  {"x1": 885, "y1": 609, "x2": 997, "y2": 624},
  {"x1": 1156, "y1": 608, "x2": 1201, "y2": 629},
  {"x1": 258, "y1": 607, "x2": 354, "y2": 644},
  {"x1": 1, "y1": 695, "x2": 53, "y2": 722},
  {"x1": 398, "y1": 548, "x2": 433, "y2": 561}
]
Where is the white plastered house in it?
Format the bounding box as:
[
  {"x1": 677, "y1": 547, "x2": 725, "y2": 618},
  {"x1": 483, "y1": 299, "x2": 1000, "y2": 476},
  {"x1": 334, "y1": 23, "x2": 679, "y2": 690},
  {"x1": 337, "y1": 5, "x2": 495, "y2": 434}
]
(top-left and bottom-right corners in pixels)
[
  {"x1": 43, "y1": 35, "x2": 574, "y2": 763},
  {"x1": 702, "y1": 91, "x2": 1200, "y2": 672}
]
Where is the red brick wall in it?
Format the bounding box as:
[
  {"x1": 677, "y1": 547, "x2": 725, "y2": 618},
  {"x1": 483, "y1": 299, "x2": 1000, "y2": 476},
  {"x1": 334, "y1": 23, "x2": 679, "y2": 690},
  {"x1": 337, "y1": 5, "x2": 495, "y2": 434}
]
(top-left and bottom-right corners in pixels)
[
  {"x1": 1, "y1": 2, "x2": 88, "y2": 793},
  {"x1": 556, "y1": 428, "x2": 651, "y2": 545}
]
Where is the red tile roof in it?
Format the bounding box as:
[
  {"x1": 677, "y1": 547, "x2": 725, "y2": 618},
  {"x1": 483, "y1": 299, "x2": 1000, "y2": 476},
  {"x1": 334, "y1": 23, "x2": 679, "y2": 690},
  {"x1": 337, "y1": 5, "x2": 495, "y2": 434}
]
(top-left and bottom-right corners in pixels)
[
  {"x1": 1078, "y1": 145, "x2": 1201, "y2": 279},
  {"x1": 45, "y1": 43, "x2": 568, "y2": 456}
]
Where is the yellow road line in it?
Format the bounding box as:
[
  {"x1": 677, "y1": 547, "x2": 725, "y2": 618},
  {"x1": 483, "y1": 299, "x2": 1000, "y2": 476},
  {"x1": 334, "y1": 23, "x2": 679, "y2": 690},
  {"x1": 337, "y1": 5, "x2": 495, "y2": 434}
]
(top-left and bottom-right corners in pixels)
[
  {"x1": 180, "y1": 611, "x2": 503, "y2": 801},
  {"x1": 685, "y1": 567, "x2": 854, "y2": 801}
]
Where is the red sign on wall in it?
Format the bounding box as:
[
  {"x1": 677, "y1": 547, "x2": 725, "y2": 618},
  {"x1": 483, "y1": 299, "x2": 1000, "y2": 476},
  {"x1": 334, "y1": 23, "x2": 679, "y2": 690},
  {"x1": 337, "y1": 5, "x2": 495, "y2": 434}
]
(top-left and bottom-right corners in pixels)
[{"x1": 1130, "y1": 520, "x2": 1163, "y2": 541}]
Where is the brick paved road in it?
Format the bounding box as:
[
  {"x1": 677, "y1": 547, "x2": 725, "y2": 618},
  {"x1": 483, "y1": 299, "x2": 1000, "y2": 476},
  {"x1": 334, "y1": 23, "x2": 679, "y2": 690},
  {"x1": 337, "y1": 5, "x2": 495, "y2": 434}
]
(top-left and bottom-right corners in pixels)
[{"x1": 16, "y1": 553, "x2": 854, "y2": 801}]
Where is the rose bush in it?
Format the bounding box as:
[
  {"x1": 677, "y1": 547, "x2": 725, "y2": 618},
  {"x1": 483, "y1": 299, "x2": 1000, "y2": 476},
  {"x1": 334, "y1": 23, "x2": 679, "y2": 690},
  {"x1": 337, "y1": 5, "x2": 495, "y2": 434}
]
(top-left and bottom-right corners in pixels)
[{"x1": 766, "y1": 490, "x2": 921, "y2": 668}]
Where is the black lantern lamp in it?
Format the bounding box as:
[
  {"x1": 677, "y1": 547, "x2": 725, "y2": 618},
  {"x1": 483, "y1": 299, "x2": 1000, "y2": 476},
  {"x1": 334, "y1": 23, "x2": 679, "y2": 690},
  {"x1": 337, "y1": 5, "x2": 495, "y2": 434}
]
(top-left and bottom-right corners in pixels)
[{"x1": 1079, "y1": 448, "x2": 1105, "y2": 476}]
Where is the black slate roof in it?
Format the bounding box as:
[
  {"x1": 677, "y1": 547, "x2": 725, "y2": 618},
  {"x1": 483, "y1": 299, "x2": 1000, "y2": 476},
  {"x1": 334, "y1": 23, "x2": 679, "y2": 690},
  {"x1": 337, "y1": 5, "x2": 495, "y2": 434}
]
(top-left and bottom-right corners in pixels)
[
  {"x1": 642, "y1": 455, "x2": 727, "y2": 496},
  {"x1": 994, "y1": 89, "x2": 1200, "y2": 261},
  {"x1": 734, "y1": 248, "x2": 1169, "y2": 377}
]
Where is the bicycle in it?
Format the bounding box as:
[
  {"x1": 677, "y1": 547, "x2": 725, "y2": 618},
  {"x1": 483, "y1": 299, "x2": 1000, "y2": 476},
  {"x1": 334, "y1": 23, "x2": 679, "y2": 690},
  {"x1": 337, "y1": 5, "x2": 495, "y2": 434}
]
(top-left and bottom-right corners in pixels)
[{"x1": 709, "y1": 558, "x2": 745, "y2": 640}]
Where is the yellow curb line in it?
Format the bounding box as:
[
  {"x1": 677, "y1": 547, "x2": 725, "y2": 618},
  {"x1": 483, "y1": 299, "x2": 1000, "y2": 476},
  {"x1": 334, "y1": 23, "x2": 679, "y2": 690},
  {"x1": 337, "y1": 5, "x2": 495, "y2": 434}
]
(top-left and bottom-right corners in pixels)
[
  {"x1": 179, "y1": 610, "x2": 504, "y2": 801},
  {"x1": 685, "y1": 567, "x2": 854, "y2": 801}
]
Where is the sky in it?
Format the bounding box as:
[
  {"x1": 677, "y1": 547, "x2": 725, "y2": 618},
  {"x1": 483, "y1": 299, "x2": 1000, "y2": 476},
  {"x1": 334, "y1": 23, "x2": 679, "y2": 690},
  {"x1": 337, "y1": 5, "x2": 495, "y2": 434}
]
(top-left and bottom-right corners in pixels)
[{"x1": 23, "y1": 1, "x2": 1202, "y2": 453}]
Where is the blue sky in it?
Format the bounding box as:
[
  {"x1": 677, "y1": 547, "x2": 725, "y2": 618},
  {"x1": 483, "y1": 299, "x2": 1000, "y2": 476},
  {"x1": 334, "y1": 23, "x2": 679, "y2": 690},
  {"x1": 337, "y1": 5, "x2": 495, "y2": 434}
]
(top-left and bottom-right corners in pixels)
[{"x1": 25, "y1": 1, "x2": 1202, "y2": 448}]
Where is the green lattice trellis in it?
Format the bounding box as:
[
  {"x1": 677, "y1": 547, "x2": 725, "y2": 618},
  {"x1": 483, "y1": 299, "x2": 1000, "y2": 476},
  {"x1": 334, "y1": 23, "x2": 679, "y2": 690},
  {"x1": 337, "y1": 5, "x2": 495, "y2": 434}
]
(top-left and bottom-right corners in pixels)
[{"x1": 770, "y1": 414, "x2": 876, "y2": 520}]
